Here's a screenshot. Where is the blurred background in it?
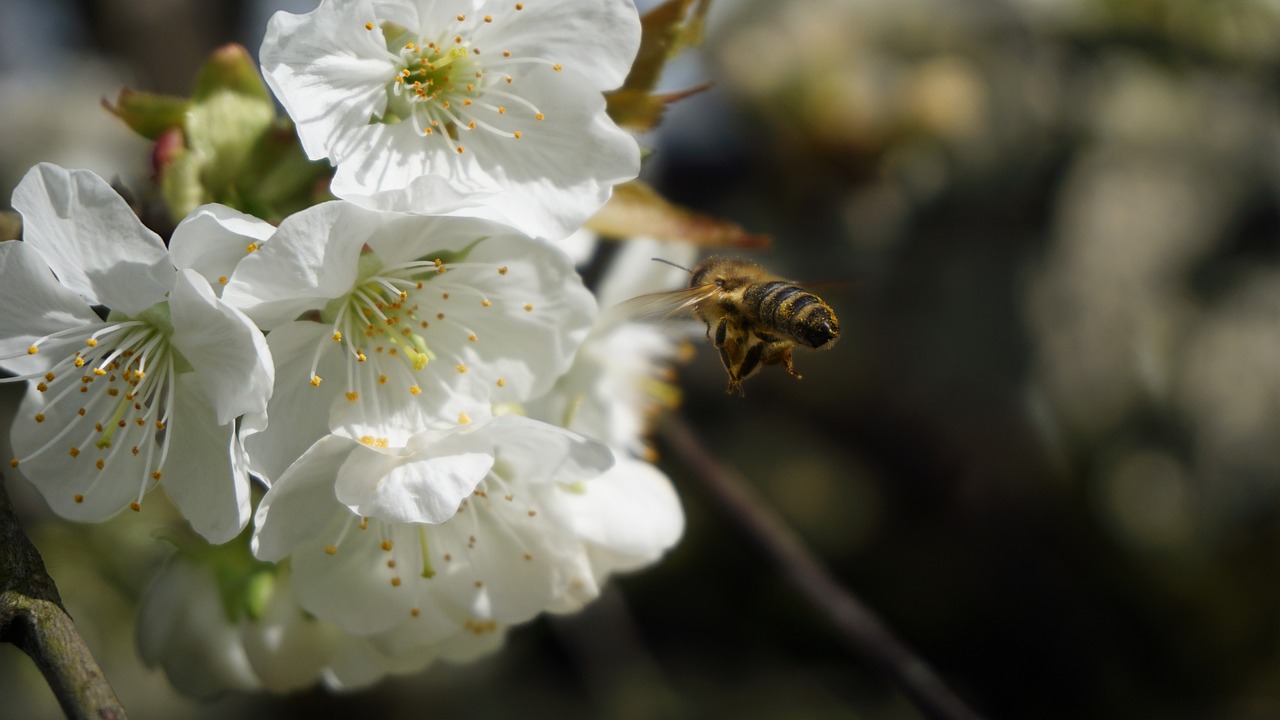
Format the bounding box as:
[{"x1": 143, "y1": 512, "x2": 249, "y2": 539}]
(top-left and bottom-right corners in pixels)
[{"x1": 3, "y1": 0, "x2": 1280, "y2": 718}]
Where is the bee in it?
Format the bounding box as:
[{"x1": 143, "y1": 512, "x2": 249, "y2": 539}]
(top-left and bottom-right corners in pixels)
[{"x1": 648, "y1": 256, "x2": 839, "y2": 395}]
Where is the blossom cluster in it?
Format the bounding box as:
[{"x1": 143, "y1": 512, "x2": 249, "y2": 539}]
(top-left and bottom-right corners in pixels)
[{"x1": 1, "y1": 0, "x2": 687, "y2": 694}]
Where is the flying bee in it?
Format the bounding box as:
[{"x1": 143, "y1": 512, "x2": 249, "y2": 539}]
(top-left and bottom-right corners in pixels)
[{"x1": 645, "y1": 256, "x2": 839, "y2": 395}]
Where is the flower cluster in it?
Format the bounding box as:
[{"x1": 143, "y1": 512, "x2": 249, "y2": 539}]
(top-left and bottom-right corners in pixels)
[{"x1": 1, "y1": 0, "x2": 690, "y2": 694}]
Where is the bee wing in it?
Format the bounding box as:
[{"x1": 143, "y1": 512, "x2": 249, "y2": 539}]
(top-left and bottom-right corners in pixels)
[{"x1": 608, "y1": 285, "x2": 718, "y2": 323}]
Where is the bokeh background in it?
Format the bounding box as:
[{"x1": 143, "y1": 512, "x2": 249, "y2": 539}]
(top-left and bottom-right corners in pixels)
[{"x1": 3, "y1": 0, "x2": 1280, "y2": 718}]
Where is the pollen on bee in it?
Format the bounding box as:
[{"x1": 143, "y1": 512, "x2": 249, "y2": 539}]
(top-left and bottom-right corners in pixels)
[
  {"x1": 130, "y1": 501, "x2": 141, "y2": 512},
  {"x1": 74, "y1": 493, "x2": 84, "y2": 503}
]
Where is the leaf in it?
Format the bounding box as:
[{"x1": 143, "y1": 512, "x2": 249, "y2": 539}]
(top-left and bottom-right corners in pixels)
[
  {"x1": 606, "y1": 83, "x2": 712, "y2": 131},
  {"x1": 103, "y1": 89, "x2": 190, "y2": 141},
  {"x1": 622, "y1": 0, "x2": 698, "y2": 94},
  {"x1": 587, "y1": 180, "x2": 771, "y2": 249}
]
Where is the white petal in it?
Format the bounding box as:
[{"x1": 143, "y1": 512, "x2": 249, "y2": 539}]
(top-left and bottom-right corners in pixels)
[
  {"x1": 241, "y1": 322, "x2": 346, "y2": 485},
  {"x1": 482, "y1": 415, "x2": 613, "y2": 485},
  {"x1": 546, "y1": 457, "x2": 684, "y2": 570},
  {"x1": 12, "y1": 163, "x2": 173, "y2": 314},
  {"x1": 477, "y1": 0, "x2": 641, "y2": 90},
  {"x1": 260, "y1": 0, "x2": 401, "y2": 163},
  {"x1": 241, "y1": 572, "x2": 341, "y2": 693},
  {"x1": 223, "y1": 202, "x2": 372, "y2": 330},
  {"x1": 169, "y1": 270, "x2": 274, "y2": 425},
  {"x1": 10, "y1": 387, "x2": 156, "y2": 522},
  {"x1": 159, "y1": 373, "x2": 251, "y2": 544},
  {"x1": 334, "y1": 442, "x2": 494, "y2": 525},
  {"x1": 0, "y1": 241, "x2": 100, "y2": 376},
  {"x1": 137, "y1": 557, "x2": 260, "y2": 698},
  {"x1": 291, "y1": 523, "x2": 417, "y2": 634},
  {"x1": 252, "y1": 435, "x2": 352, "y2": 561},
  {"x1": 169, "y1": 204, "x2": 276, "y2": 294}
]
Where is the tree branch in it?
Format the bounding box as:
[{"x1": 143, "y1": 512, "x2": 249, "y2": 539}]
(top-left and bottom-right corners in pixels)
[
  {"x1": 657, "y1": 413, "x2": 986, "y2": 720},
  {"x1": 0, "y1": 475, "x2": 129, "y2": 720}
]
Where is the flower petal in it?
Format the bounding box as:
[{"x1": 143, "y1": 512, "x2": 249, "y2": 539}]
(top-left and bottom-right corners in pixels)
[
  {"x1": 169, "y1": 269, "x2": 274, "y2": 425},
  {"x1": 252, "y1": 434, "x2": 353, "y2": 561},
  {"x1": 0, "y1": 240, "x2": 100, "y2": 377},
  {"x1": 169, "y1": 204, "x2": 276, "y2": 294},
  {"x1": 222, "y1": 202, "x2": 371, "y2": 330},
  {"x1": 11, "y1": 163, "x2": 173, "y2": 314},
  {"x1": 334, "y1": 441, "x2": 494, "y2": 524},
  {"x1": 260, "y1": 0, "x2": 402, "y2": 163},
  {"x1": 476, "y1": 0, "x2": 640, "y2": 90},
  {"x1": 159, "y1": 373, "x2": 251, "y2": 544}
]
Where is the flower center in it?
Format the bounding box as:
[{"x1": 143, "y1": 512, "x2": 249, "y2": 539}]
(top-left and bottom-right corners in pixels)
[
  {"x1": 4, "y1": 302, "x2": 184, "y2": 510},
  {"x1": 374, "y1": 9, "x2": 558, "y2": 154}
]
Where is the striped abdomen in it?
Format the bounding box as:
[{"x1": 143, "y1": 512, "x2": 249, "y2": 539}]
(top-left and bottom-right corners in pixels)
[{"x1": 742, "y1": 281, "x2": 839, "y2": 348}]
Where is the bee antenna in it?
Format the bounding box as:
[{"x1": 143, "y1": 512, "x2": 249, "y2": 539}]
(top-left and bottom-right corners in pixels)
[{"x1": 651, "y1": 257, "x2": 693, "y2": 273}]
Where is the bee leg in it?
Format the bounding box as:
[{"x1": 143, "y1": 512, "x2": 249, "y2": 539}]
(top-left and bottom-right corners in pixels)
[{"x1": 762, "y1": 342, "x2": 802, "y2": 380}]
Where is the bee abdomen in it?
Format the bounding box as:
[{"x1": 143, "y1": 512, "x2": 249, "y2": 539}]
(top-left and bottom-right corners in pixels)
[{"x1": 744, "y1": 281, "x2": 839, "y2": 349}]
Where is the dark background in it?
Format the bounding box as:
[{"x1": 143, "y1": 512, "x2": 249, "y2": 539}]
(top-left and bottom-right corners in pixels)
[{"x1": 2, "y1": 0, "x2": 1279, "y2": 717}]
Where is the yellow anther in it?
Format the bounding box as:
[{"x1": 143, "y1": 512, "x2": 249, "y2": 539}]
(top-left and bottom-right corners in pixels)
[
  {"x1": 409, "y1": 385, "x2": 422, "y2": 395},
  {"x1": 27, "y1": 345, "x2": 38, "y2": 355},
  {"x1": 245, "y1": 243, "x2": 260, "y2": 253},
  {"x1": 458, "y1": 412, "x2": 471, "y2": 425},
  {"x1": 310, "y1": 375, "x2": 323, "y2": 387},
  {"x1": 345, "y1": 391, "x2": 359, "y2": 402},
  {"x1": 86, "y1": 338, "x2": 98, "y2": 347},
  {"x1": 514, "y1": 130, "x2": 522, "y2": 139},
  {"x1": 130, "y1": 501, "x2": 141, "y2": 512},
  {"x1": 496, "y1": 378, "x2": 506, "y2": 388},
  {"x1": 332, "y1": 331, "x2": 343, "y2": 342},
  {"x1": 325, "y1": 545, "x2": 338, "y2": 555},
  {"x1": 365, "y1": 21, "x2": 374, "y2": 30}
]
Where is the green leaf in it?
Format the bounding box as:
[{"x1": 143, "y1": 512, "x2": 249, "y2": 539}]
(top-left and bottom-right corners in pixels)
[{"x1": 103, "y1": 89, "x2": 190, "y2": 141}]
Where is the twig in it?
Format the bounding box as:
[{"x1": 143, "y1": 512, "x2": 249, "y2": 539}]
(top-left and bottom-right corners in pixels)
[
  {"x1": 0, "y1": 475, "x2": 129, "y2": 720},
  {"x1": 658, "y1": 413, "x2": 986, "y2": 720}
]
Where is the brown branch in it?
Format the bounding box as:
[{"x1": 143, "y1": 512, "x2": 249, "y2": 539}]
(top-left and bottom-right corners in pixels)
[
  {"x1": 0, "y1": 475, "x2": 129, "y2": 720},
  {"x1": 657, "y1": 414, "x2": 986, "y2": 720}
]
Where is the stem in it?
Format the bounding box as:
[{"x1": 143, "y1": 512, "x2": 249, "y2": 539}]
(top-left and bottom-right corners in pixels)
[
  {"x1": 657, "y1": 413, "x2": 985, "y2": 720},
  {"x1": 0, "y1": 476, "x2": 129, "y2": 720}
]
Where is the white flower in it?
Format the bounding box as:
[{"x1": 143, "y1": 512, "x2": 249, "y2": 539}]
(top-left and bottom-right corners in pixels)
[
  {"x1": 252, "y1": 413, "x2": 679, "y2": 659},
  {"x1": 137, "y1": 554, "x2": 342, "y2": 697},
  {"x1": 528, "y1": 236, "x2": 699, "y2": 457},
  {"x1": 219, "y1": 200, "x2": 595, "y2": 483},
  {"x1": 260, "y1": 0, "x2": 642, "y2": 240},
  {"x1": 0, "y1": 164, "x2": 273, "y2": 542}
]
